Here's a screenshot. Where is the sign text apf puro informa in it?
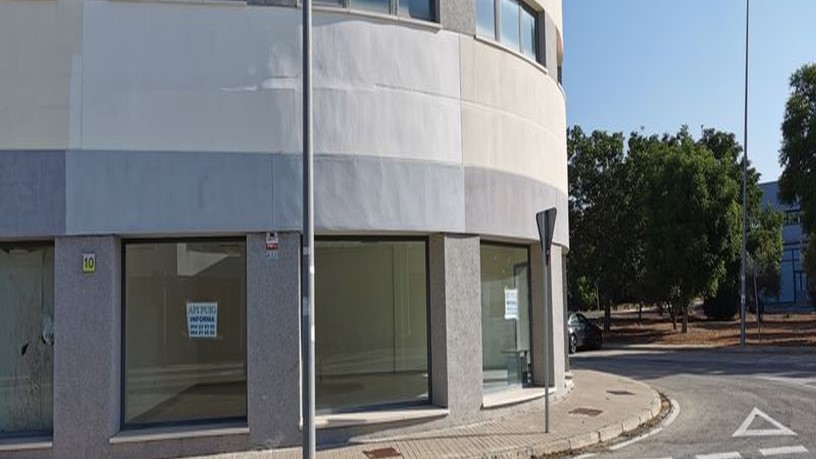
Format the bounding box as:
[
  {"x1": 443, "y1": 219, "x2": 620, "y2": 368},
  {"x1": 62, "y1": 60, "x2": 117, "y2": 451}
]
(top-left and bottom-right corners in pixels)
[{"x1": 187, "y1": 302, "x2": 218, "y2": 338}]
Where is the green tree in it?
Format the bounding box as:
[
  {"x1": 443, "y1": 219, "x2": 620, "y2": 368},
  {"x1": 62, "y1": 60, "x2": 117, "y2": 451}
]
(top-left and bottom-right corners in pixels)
[
  {"x1": 567, "y1": 127, "x2": 643, "y2": 330},
  {"x1": 779, "y1": 63, "x2": 816, "y2": 298},
  {"x1": 698, "y1": 129, "x2": 782, "y2": 319},
  {"x1": 750, "y1": 208, "x2": 784, "y2": 306},
  {"x1": 638, "y1": 128, "x2": 740, "y2": 332}
]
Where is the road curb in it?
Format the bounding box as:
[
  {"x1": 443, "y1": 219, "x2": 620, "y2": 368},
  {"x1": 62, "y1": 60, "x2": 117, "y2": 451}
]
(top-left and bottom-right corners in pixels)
[{"x1": 521, "y1": 388, "x2": 664, "y2": 459}]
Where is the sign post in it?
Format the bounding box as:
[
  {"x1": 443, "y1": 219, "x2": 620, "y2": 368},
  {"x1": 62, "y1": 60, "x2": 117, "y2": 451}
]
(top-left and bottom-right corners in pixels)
[
  {"x1": 301, "y1": 0, "x2": 316, "y2": 455},
  {"x1": 536, "y1": 208, "x2": 557, "y2": 434}
]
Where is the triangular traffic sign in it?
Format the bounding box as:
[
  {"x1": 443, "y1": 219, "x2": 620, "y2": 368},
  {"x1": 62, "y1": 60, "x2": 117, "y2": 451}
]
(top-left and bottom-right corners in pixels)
[{"x1": 732, "y1": 407, "x2": 797, "y2": 437}]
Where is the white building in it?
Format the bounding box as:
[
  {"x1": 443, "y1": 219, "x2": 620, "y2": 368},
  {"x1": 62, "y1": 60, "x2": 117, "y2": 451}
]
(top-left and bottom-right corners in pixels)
[{"x1": 0, "y1": 0, "x2": 569, "y2": 457}]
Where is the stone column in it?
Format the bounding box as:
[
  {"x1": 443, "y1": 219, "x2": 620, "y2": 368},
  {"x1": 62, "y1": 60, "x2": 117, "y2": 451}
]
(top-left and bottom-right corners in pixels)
[
  {"x1": 246, "y1": 232, "x2": 301, "y2": 448},
  {"x1": 530, "y1": 242, "x2": 566, "y2": 391},
  {"x1": 53, "y1": 236, "x2": 121, "y2": 459},
  {"x1": 530, "y1": 242, "x2": 548, "y2": 386},
  {"x1": 549, "y1": 245, "x2": 567, "y2": 390},
  {"x1": 438, "y1": 0, "x2": 475, "y2": 36},
  {"x1": 429, "y1": 234, "x2": 482, "y2": 422}
]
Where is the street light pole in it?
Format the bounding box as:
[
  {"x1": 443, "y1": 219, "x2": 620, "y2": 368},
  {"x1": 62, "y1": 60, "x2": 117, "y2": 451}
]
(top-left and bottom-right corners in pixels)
[
  {"x1": 740, "y1": 0, "x2": 750, "y2": 350},
  {"x1": 301, "y1": 0, "x2": 316, "y2": 455}
]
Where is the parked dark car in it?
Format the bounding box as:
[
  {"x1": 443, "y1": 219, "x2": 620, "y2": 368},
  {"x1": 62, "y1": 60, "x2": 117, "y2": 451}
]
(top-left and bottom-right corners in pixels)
[{"x1": 567, "y1": 313, "x2": 603, "y2": 353}]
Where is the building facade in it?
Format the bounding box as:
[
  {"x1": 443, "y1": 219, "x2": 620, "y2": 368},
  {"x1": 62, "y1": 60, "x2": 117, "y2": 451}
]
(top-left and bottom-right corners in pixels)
[
  {"x1": 0, "y1": 0, "x2": 568, "y2": 457},
  {"x1": 760, "y1": 182, "x2": 812, "y2": 312}
]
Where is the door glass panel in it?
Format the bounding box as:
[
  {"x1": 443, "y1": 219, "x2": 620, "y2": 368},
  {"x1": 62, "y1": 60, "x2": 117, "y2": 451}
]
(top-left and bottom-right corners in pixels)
[
  {"x1": 481, "y1": 243, "x2": 531, "y2": 393},
  {"x1": 0, "y1": 244, "x2": 54, "y2": 435}
]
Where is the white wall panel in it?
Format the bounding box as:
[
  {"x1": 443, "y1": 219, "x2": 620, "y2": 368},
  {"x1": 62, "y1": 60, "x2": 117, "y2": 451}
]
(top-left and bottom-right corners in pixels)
[
  {"x1": 80, "y1": 3, "x2": 462, "y2": 163},
  {"x1": 460, "y1": 37, "x2": 567, "y2": 193},
  {"x1": 0, "y1": 1, "x2": 81, "y2": 149}
]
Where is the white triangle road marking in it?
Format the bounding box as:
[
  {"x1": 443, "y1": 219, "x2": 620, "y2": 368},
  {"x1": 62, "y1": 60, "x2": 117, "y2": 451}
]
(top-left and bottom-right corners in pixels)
[{"x1": 732, "y1": 407, "x2": 797, "y2": 437}]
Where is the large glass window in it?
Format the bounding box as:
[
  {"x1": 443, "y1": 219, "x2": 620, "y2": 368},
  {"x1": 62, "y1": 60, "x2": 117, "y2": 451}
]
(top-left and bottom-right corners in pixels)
[
  {"x1": 481, "y1": 243, "x2": 531, "y2": 393},
  {"x1": 123, "y1": 240, "x2": 247, "y2": 426},
  {"x1": 0, "y1": 243, "x2": 54, "y2": 436},
  {"x1": 476, "y1": 0, "x2": 496, "y2": 39},
  {"x1": 500, "y1": 0, "x2": 521, "y2": 53},
  {"x1": 478, "y1": 0, "x2": 539, "y2": 63},
  {"x1": 315, "y1": 239, "x2": 429, "y2": 411},
  {"x1": 520, "y1": 5, "x2": 537, "y2": 60}
]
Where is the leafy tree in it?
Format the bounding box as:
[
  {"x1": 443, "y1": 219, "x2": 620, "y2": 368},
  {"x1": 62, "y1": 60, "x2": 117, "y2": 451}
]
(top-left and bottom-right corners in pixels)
[
  {"x1": 567, "y1": 127, "x2": 643, "y2": 330},
  {"x1": 567, "y1": 275, "x2": 598, "y2": 311},
  {"x1": 698, "y1": 129, "x2": 782, "y2": 319},
  {"x1": 638, "y1": 128, "x2": 740, "y2": 332},
  {"x1": 567, "y1": 125, "x2": 779, "y2": 331},
  {"x1": 779, "y1": 63, "x2": 816, "y2": 298},
  {"x1": 749, "y1": 208, "x2": 784, "y2": 307}
]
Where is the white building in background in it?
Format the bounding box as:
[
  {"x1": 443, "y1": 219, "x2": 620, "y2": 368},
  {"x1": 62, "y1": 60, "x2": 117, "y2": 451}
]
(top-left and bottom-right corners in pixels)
[
  {"x1": 0, "y1": 0, "x2": 568, "y2": 457},
  {"x1": 760, "y1": 182, "x2": 812, "y2": 311}
]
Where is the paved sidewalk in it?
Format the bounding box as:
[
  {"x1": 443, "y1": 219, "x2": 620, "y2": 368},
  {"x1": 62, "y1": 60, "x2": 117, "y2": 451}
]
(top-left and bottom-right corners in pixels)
[{"x1": 192, "y1": 370, "x2": 662, "y2": 459}]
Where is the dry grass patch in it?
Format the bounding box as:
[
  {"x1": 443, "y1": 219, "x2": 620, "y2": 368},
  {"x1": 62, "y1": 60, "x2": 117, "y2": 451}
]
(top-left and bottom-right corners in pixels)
[{"x1": 601, "y1": 309, "x2": 816, "y2": 347}]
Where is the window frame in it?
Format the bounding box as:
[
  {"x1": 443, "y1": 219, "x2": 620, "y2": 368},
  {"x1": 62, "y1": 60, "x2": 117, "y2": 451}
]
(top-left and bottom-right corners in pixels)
[
  {"x1": 119, "y1": 236, "x2": 249, "y2": 430},
  {"x1": 0, "y1": 240, "x2": 55, "y2": 439},
  {"x1": 518, "y1": 1, "x2": 539, "y2": 61},
  {"x1": 313, "y1": 235, "x2": 433, "y2": 413}
]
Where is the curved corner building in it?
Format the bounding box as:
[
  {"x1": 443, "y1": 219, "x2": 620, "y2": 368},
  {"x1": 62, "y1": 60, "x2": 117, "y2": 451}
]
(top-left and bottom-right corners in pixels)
[{"x1": 0, "y1": 0, "x2": 568, "y2": 456}]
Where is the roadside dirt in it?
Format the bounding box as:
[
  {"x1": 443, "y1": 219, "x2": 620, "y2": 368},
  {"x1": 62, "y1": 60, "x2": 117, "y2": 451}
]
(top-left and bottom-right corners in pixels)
[{"x1": 598, "y1": 309, "x2": 816, "y2": 347}]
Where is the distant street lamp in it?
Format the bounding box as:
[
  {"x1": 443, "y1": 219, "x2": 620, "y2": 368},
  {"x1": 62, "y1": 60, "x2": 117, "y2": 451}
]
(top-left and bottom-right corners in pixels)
[{"x1": 740, "y1": 0, "x2": 750, "y2": 350}]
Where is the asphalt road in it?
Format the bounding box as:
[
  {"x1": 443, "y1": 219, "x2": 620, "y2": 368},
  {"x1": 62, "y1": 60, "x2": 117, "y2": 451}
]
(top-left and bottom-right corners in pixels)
[{"x1": 570, "y1": 348, "x2": 816, "y2": 459}]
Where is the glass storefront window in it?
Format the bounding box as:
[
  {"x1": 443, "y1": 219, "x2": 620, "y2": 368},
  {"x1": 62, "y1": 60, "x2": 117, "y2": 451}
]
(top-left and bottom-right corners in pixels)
[
  {"x1": 0, "y1": 243, "x2": 54, "y2": 435},
  {"x1": 123, "y1": 240, "x2": 247, "y2": 426},
  {"x1": 315, "y1": 239, "x2": 429, "y2": 411},
  {"x1": 480, "y1": 243, "x2": 531, "y2": 393}
]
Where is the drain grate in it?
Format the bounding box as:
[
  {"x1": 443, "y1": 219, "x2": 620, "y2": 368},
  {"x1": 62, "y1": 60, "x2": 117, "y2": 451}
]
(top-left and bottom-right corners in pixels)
[
  {"x1": 607, "y1": 389, "x2": 635, "y2": 396},
  {"x1": 569, "y1": 407, "x2": 603, "y2": 417},
  {"x1": 363, "y1": 447, "x2": 403, "y2": 458}
]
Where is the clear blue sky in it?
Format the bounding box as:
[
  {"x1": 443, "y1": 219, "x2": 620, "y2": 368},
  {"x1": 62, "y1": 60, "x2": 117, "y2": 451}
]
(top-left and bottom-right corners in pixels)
[{"x1": 563, "y1": 0, "x2": 816, "y2": 182}]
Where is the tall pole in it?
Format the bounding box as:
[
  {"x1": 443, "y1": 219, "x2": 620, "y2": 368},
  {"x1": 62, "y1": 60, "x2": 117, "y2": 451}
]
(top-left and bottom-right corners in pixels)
[
  {"x1": 740, "y1": 0, "x2": 749, "y2": 350},
  {"x1": 753, "y1": 261, "x2": 761, "y2": 343},
  {"x1": 543, "y1": 252, "x2": 551, "y2": 434},
  {"x1": 536, "y1": 209, "x2": 556, "y2": 435},
  {"x1": 301, "y1": 0, "x2": 316, "y2": 454}
]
